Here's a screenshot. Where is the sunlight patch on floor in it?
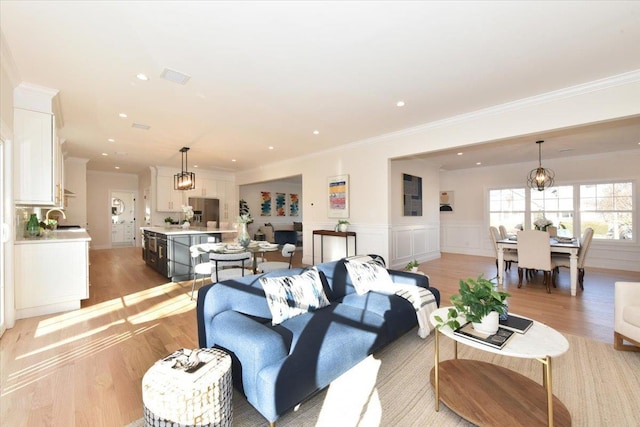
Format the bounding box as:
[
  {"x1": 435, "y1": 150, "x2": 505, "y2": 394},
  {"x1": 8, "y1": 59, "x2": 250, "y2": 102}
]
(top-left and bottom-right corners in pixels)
[
  {"x1": 126, "y1": 293, "x2": 195, "y2": 324},
  {"x1": 35, "y1": 298, "x2": 125, "y2": 337}
]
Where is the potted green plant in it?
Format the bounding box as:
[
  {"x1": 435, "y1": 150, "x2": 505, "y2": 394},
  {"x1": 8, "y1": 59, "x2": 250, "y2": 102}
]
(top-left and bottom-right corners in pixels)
[
  {"x1": 434, "y1": 275, "x2": 509, "y2": 334},
  {"x1": 405, "y1": 260, "x2": 420, "y2": 272},
  {"x1": 336, "y1": 219, "x2": 349, "y2": 232},
  {"x1": 164, "y1": 216, "x2": 174, "y2": 228}
]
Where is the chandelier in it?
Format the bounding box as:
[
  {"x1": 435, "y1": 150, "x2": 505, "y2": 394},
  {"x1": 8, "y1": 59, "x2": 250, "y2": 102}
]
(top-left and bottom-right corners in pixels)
[
  {"x1": 174, "y1": 147, "x2": 196, "y2": 190},
  {"x1": 527, "y1": 140, "x2": 555, "y2": 191}
]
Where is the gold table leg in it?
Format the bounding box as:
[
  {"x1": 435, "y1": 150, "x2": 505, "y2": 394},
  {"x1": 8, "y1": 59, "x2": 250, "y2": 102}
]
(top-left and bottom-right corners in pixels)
[
  {"x1": 434, "y1": 328, "x2": 440, "y2": 411},
  {"x1": 537, "y1": 356, "x2": 554, "y2": 427}
]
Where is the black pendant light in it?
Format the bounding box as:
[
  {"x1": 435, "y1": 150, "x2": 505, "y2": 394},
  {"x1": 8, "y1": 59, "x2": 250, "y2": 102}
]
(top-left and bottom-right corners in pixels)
[
  {"x1": 527, "y1": 140, "x2": 555, "y2": 191},
  {"x1": 174, "y1": 147, "x2": 196, "y2": 190}
]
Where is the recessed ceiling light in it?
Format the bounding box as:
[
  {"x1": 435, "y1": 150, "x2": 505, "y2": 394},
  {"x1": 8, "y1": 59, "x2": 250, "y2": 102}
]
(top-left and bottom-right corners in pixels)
[
  {"x1": 101, "y1": 153, "x2": 108, "y2": 156},
  {"x1": 232, "y1": 159, "x2": 237, "y2": 162},
  {"x1": 115, "y1": 166, "x2": 120, "y2": 170},
  {"x1": 119, "y1": 113, "x2": 127, "y2": 118},
  {"x1": 160, "y1": 68, "x2": 191, "y2": 85},
  {"x1": 268, "y1": 146, "x2": 274, "y2": 150},
  {"x1": 136, "y1": 73, "x2": 149, "y2": 81},
  {"x1": 396, "y1": 101, "x2": 406, "y2": 107},
  {"x1": 107, "y1": 138, "x2": 115, "y2": 142},
  {"x1": 313, "y1": 130, "x2": 320, "y2": 135},
  {"x1": 457, "y1": 152, "x2": 463, "y2": 156},
  {"x1": 193, "y1": 165, "x2": 199, "y2": 168},
  {"x1": 476, "y1": 162, "x2": 482, "y2": 166}
]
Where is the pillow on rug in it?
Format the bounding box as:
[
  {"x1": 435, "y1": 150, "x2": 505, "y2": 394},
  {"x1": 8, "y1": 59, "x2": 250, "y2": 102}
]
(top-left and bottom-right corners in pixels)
[
  {"x1": 345, "y1": 259, "x2": 393, "y2": 295},
  {"x1": 260, "y1": 267, "x2": 331, "y2": 325}
]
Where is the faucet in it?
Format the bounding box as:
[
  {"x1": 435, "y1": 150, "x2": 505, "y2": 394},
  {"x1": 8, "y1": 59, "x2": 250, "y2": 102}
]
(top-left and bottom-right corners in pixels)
[{"x1": 46, "y1": 208, "x2": 67, "y2": 222}]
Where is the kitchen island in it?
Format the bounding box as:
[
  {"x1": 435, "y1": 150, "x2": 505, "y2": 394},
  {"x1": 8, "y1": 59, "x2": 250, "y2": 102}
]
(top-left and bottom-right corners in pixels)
[
  {"x1": 15, "y1": 229, "x2": 91, "y2": 319},
  {"x1": 141, "y1": 226, "x2": 237, "y2": 282}
]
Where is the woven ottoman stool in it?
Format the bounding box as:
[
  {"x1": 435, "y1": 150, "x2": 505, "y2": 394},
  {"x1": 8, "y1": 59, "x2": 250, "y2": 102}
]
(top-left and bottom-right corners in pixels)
[{"x1": 142, "y1": 348, "x2": 232, "y2": 427}]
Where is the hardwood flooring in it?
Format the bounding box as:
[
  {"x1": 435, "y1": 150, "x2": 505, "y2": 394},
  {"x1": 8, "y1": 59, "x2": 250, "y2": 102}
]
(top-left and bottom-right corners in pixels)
[{"x1": 1, "y1": 248, "x2": 638, "y2": 426}]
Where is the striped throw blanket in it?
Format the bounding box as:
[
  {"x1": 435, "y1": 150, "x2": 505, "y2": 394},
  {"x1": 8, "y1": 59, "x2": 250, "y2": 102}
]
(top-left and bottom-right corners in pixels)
[{"x1": 391, "y1": 284, "x2": 438, "y2": 338}]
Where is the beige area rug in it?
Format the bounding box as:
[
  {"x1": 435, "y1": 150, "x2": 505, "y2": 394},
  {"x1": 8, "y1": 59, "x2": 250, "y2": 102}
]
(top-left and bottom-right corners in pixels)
[{"x1": 127, "y1": 330, "x2": 640, "y2": 426}]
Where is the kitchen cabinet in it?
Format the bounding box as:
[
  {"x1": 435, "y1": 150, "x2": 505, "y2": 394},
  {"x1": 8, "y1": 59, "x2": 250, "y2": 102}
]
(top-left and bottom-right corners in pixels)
[
  {"x1": 14, "y1": 108, "x2": 64, "y2": 206},
  {"x1": 15, "y1": 232, "x2": 91, "y2": 319},
  {"x1": 156, "y1": 175, "x2": 184, "y2": 212},
  {"x1": 188, "y1": 176, "x2": 218, "y2": 198},
  {"x1": 112, "y1": 222, "x2": 135, "y2": 245}
]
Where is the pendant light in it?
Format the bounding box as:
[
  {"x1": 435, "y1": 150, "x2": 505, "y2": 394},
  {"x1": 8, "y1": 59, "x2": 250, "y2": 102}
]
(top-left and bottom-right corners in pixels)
[
  {"x1": 174, "y1": 147, "x2": 196, "y2": 190},
  {"x1": 527, "y1": 140, "x2": 555, "y2": 191}
]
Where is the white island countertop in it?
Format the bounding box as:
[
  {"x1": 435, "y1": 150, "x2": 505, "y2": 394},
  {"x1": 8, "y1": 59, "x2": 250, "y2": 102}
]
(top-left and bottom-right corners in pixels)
[
  {"x1": 141, "y1": 226, "x2": 237, "y2": 235},
  {"x1": 16, "y1": 229, "x2": 92, "y2": 244}
]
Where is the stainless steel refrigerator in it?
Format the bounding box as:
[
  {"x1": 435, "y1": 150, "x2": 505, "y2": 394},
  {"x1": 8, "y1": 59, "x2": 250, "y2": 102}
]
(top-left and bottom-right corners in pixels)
[{"x1": 188, "y1": 197, "x2": 220, "y2": 227}]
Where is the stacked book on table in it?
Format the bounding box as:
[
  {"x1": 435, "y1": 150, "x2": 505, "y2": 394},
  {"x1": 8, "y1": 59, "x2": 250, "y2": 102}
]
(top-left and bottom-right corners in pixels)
[{"x1": 453, "y1": 314, "x2": 533, "y2": 350}]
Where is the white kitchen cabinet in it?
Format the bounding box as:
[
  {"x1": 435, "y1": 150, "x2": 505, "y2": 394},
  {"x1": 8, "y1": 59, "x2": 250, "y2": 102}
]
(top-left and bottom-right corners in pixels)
[
  {"x1": 112, "y1": 222, "x2": 135, "y2": 245},
  {"x1": 15, "y1": 237, "x2": 90, "y2": 319},
  {"x1": 14, "y1": 108, "x2": 63, "y2": 206},
  {"x1": 156, "y1": 175, "x2": 184, "y2": 212},
  {"x1": 189, "y1": 176, "x2": 217, "y2": 198}
]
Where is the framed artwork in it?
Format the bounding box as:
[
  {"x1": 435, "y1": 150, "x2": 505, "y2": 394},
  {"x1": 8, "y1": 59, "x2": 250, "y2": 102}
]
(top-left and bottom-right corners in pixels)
[
  {"x1": 403, "y1": 173, "x2": 422, "y2": 216},
  {"x1": 260, "y1": 191, "x2": 271, "y2": 216},
  {"x1": 328, "y1": 174, "x2": 349, "y2": 218},
  {"x1": 289, "y1": 193, "x2": 299, "y2": 216},
  {"x1": 275, "y1": 193, "x2": 286, "y2": 216},
  {"x1": 440, "y1": 191, "x2": 454, "y2": 212}
]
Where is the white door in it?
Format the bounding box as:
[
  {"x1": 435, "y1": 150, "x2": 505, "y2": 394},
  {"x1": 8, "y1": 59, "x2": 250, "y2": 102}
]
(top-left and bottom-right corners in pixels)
[{"x1": 111, "y1": 190, "x2": 136, "y2": 246}]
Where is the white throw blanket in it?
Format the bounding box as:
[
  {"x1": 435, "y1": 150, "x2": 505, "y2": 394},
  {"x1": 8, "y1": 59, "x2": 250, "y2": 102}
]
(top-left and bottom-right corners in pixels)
[{"x1": 390, "y1": 284, "x2": 438, "y2": 338}]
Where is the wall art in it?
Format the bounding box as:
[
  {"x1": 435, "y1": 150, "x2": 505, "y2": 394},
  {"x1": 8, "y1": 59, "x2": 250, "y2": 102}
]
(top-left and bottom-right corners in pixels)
[
  {"x1": 328, "y1": 174, "x2": 349, "y2": 219},
  {"x1": 403, "y1": 173, "x2": 422, "y2": 216},
  {"x1": 260, "y1": 191, "x2": 271, "y2": 216}
]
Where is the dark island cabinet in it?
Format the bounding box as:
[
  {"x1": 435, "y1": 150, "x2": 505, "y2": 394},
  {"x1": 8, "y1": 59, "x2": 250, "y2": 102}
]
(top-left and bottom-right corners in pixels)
[{"x1": 143, "y1": 229, "x2": 221, "y2": 282}]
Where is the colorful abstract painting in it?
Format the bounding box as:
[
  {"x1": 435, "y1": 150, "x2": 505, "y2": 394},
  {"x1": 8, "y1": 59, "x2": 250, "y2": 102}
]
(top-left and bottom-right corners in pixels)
[
  {"x1": 275, "y1": 193, "x2": 286, "y2": 216},
  {"x1": 289, "y1": 193, "x2": 299, "y2": 216},
  {"x1": 261, "y1": 192, "x2": 271, "y2": 216},
  {"x1": 328, "y1": 174, "x2": 349, "y2": 218}
]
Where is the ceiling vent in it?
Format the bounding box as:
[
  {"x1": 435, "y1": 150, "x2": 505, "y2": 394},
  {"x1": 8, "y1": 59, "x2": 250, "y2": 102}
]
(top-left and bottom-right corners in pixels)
[
  {"x1": 161, "y1": 68, "x2": 191, "y2": 85},
  {"x1": 132, "y1": 123, "x2": 151, "y2": 130}
]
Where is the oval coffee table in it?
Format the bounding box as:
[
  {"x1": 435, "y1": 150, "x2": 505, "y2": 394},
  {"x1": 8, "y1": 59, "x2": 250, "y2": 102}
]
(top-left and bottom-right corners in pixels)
[{"x1": 429, "y1": 307, "x2": 571, "y2": 427}]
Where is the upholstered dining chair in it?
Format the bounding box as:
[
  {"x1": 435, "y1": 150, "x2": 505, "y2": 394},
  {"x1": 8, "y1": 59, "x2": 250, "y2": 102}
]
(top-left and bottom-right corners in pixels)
[
  {"x1": 209, "y1": 251, "x2": 252, "y2": 283},
  {"x1": 499, "y1": 225, "x2": 508, "y2": 239},
  {"x1": 552, "y1": 227, "x2": 593, "y2": 290},
  {"x1": 189, "y1": 243, "x2": 214, "y2": 300},
  {"x1": 614, "y1": 281, "x2": 640, "y2": 352},
  {"x1": 490, "y1": 226, "x2": 517, "y2": 273},
  {"x1": 516, "y1": 230, "x2": 557, "y2": 293},
  {"x1": 257, "y1": 243, "x2": 296, "y2": 273}
]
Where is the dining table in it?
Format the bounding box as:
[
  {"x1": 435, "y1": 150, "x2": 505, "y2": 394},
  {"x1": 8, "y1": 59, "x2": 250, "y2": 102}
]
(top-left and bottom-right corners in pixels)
[
  {"x1": 205, "y1": 242, "x2": 280, "y2": 274},
  {"x1": 497, "y1": 237, "x2": 581, "y2": 296}
]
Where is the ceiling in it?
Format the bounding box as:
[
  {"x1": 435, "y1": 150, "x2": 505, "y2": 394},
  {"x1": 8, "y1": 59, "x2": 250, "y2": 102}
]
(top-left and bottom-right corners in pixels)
[{"x1": 2, "y1": 1, "x2": 640, "y2": 175}]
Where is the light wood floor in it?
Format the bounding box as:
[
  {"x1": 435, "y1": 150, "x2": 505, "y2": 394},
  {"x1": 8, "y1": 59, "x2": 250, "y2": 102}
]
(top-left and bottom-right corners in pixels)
[{"x1": 1, "y1": 248, "x2": 638, "y2": 426}]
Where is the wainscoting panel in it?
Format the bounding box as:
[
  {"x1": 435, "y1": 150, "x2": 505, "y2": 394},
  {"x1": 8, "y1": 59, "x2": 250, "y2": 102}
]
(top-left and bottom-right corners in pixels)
[{"x1": 391, "y1": 225, "x2": 440, "y2": 269}]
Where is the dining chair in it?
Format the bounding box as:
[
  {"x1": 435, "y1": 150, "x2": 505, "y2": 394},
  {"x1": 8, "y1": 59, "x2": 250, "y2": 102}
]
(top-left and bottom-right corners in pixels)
[
  {"x1": 499, "y1": 225, "x2": 508, "y2": 239},
  {"x1": 189, "y1": 243, "x2": 214, "y2": 300},
  {"x1": 490, "y1": 226, "x2": 517, "y2": 273},
  {"x1": 516, "y1": 230, "x2": 557, "y2": 293},
  {"x1": 552, "y1": 227, "x2": 594, "y2": 290},
  {"x1": 257, "y1": 243, "x2": 296, "y2": 273},
  {"x1": 209, "y1": 251, "x2": 252, "y2": 283}
]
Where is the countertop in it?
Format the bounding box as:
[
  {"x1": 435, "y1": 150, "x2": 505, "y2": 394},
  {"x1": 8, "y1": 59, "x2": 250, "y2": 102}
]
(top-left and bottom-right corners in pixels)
[
  {"x1": 16, "y1": 229, "x2": 92, "y2": 244},
  {"x1": 141, "y1": 226, "x2": 237, "y2": 235}
]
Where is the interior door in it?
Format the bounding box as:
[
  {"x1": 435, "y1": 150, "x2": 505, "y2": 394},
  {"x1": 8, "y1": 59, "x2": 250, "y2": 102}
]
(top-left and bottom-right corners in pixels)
[{"x1": 0, "y1": 138, "x2": 6, "y2": 335}]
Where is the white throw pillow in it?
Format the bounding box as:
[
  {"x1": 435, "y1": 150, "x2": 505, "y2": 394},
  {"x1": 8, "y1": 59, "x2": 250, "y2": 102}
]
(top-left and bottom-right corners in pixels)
[
  {"x1": 260, "y1": 267, "x2": 331, "y2": 325},
  {"x1": 345, "y1": 260, "x2": 393, "y2": 295}
]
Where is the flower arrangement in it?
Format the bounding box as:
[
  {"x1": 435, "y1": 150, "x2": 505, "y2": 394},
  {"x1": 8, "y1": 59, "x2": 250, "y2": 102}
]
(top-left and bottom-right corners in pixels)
[
  {"x1": 182, "y1": 205, "x2": 194, "y2": 224},
  {"x1": 534, "y1": 215, "x2": 553, "y2": 231},
  {"x1": 237, "y1": 214, "x2": 253, "y2": 224}
]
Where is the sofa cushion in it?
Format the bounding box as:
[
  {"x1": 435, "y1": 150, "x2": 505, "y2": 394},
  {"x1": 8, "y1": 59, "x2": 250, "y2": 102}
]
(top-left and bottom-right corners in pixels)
[
  {"x1": 260, "y1": 267, "x2": 331, "y2": 325},
  {"x1": 623, "y1": 305, "x2": 640, "y2": 327},
  {"x1": 344, "y1": 258, "x2": 393, "y2": 295}
]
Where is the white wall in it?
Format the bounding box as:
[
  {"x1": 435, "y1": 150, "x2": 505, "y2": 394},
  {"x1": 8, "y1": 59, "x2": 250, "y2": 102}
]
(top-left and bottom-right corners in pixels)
[
  {"x1": 62, "y1": 157, "x2": 88, "y2": 228},
  {"x1": 440, "y1": 150, "x2": 640, "y2": 271},
  {"x1": 239, "y1": 180, "x2": 302, "y2": 237},
  {"x1": 87, "y1": 171, "x2": 139, "y2": 249},
  {"x1": 389, "y1": 159, "x2": 440, "y2": 268},
  {"x1": 236, "y1": 73, "x2": 640, "y2": 267}
]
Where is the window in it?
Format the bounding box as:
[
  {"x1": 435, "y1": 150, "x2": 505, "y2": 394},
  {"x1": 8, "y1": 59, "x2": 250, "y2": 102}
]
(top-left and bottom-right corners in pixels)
[
  {"x1": 489, "y1": 188, "x2": 526, "y2": 234},
  {"x1": 530, "y1": 186, "x2": 574, "y2": 237},
  {"x1": 488, "y1": 181, "x2": 634, "y2": 241},
  {"x1": 580, "y1": 182, "x2": 633, "y2": 240}
]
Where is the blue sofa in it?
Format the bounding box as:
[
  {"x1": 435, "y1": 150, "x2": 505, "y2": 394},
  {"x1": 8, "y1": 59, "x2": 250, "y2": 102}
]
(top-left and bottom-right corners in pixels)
[{"x1": 196, "y1": 257, "x2": 440, "y2": 424}]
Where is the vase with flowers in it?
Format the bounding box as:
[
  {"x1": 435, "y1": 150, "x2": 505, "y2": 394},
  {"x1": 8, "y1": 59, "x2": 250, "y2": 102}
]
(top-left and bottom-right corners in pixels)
[
  {"x1": 237, "y1": 214, "x2": 253, "y2": 248},
  {"x1": 182, "y1": 205, "x2": 194, "y2": 229},
  {"x1": 533, "y1": 215, "x2": 553, "y2": 232}
]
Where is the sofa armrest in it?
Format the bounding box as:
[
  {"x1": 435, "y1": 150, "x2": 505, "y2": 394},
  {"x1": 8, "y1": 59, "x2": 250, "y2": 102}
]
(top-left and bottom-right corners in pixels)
[
  {"x1": 210, "y1": 310, "x2": 289, "y2": 400},
  {"x1": 388, "y1": 270, "x2": 440, "y2": 306}
]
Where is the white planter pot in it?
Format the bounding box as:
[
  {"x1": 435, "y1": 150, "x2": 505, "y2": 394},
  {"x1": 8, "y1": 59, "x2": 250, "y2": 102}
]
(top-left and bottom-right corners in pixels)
[
  {"x1": 472, "y1": 311, "x2": 499, "y2": 335},
  {"x1": 338, "y1": 224, "x2": 348, "y2": 232}
]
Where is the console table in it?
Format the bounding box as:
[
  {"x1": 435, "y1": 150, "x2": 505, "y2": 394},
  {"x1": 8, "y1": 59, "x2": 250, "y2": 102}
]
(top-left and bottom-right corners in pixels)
[{"x1": 312, "y1": 230, "x2": 357, "y2": 264}]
